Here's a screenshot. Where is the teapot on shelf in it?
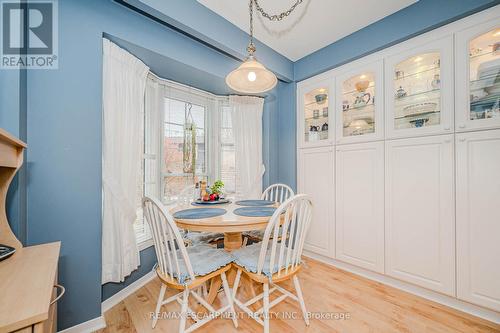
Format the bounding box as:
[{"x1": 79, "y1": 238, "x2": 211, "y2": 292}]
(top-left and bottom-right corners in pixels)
[
  {"x1": 395, "y1": 86, "x2": 407, "y2": 99},
  {"x1": 308, "y1": 125, "x2": 320, "y2": 141},
  {"x1": 353, "y1": 91, "x2": 371, "y2": 107}
]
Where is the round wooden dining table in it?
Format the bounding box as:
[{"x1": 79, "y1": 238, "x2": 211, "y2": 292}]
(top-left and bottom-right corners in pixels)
[
  {"x1": 171, "y1": 201, "x2": 276, "y2": 305},
  {"x1": 172, "y1": 202, "x2": 275, "y2": 251}
]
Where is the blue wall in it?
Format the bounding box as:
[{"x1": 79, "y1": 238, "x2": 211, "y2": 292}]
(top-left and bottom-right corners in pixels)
[
  {"x1": 24, "y1": 0, "x2": 281, "y2": 329},
  {"x1": 5, "y1": 0, "x2": 499, "y2": 330},
  {"x1": 121, "y1": 0, "x2": 294, "y2": 81},
  {"x1": 0, "y1": 70, "x2": 20, "y2": 135},
  {"x1": 277, "y1": 81, "x2": 297, "y2": 191},
  {"x1": 294, "y1": 0, "x2": 500, "y2": 81}
]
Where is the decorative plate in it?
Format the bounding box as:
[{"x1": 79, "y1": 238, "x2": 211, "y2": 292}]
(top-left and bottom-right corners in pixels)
[{"x1": 403, "y1": 102, "x2": 437, "y2": 117}]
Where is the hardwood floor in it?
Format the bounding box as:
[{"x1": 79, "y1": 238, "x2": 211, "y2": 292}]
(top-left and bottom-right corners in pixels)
[{"x1": 97, "y1": 258, "x2": 500, "y2": 333}]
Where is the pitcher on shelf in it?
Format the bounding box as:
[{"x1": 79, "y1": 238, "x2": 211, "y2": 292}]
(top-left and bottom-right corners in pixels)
[{"x1": 353, "y1": 79, "x2": 371, "y2": 107}]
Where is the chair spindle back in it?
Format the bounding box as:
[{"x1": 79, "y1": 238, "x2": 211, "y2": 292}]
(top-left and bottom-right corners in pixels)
[
  {"x1": 257, "y1": 194, "x2": 313, "y2": 280},
  {"x1": 143, "y1": 196, "x2": 195, "y2": 284},
  {"x1": 261, "y1": 183, "x2": 294, "y2": 203}
]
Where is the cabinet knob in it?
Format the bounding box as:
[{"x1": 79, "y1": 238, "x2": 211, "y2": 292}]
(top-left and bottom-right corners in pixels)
[
  {"x1": 459, "y1": 124, "x2": 465, "y2": 129},
  {"x1": 444, "y1": 126, "x2": 450, "y2": 130},
  {"x1": 459, "y1": 138, "x2": 466, "y2": 142}
]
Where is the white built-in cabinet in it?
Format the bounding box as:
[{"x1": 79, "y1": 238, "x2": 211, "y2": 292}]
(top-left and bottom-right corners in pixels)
[
  {"x1": 297, "y1": 146, "x2": 335, "y2": 257},
  {"x1": 297, "y1": 77, "x2": 335, "y2": 148},
  {"x1": 455, "y1": 19, "x2": 500, "y2": 132},
  {"x1": 296, "y1": 6, "x2": 500, "y2": 313},
  {"x1": 384, "y1": 36, "x2": 454, "y2": 139},
  {"x1": 385, "y1": 135, "x2": 455, "y2": 295},
  {"x1": 456, "y1": 129, "x2": 500, "y2": 311},
  {"x1": 335, "y1": 142, "x2": 384, "y2": 273},
  {"x1": 335, "y1": 60, "x2": 384, "y2": 144}
]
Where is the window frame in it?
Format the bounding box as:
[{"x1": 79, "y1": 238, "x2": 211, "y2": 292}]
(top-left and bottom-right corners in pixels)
[
  {"x1": 161, "y1": 91, "x2": 210, "y2": 204},
  {"x1": 134, "y1": 76, "x2": 231, "y2": 249}
]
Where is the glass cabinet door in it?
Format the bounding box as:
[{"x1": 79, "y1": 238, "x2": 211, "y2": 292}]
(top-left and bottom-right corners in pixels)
[
  {"x1": 298, "y1": 79, "x2": 333, "y2": 147},
  {"x1": 335, "y1": 60, "x2": 383, "y2": 143},
  {"x1": 393, "y1": 53, "x2": 441, "y2": 129},
  {"x1": 385, "y1": 36, "x2": 453, "y2": 138},
  {"x1": 456, "y1": 21, "x2": 500, "y2": 131}
]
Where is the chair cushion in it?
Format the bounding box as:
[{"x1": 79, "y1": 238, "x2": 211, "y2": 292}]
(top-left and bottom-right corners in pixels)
[
  {"x1": 243, "y1": 229, "x2": 264, "y2": 240},
  {"x1": 167, "y1": 244, "x2": 233, "y2": 284},
  {"x1": 184, "y1": 232, "x2": 224, "y2": 245},
  {"x1": 231, "y1": 243, "x2": 296, "y2": 278},
  {"x1": 243, "y1": 227, "x2": 285, "y2": 241}
]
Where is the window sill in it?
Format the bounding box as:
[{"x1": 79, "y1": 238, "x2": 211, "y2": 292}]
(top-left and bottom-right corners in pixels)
[{"x1": 137, "y1": 238, "x2": 154, "y2": 252}]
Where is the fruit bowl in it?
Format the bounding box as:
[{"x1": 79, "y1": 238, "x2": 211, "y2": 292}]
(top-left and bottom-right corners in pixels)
[{"x1": 194, "y1": 198, "x2": 230, "y2": 205}]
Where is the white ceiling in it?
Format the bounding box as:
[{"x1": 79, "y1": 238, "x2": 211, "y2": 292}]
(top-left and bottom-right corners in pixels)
[{"x1": 198, "y1": 0, "x2": 417, "y2": 61}]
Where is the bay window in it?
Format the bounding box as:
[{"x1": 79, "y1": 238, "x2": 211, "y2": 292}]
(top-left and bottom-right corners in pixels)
[{"x1": 134, "y1": 75, "x2": 235, "y2": 246}]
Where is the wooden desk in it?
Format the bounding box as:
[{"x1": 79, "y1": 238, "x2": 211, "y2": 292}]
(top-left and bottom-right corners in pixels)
[
  {"x1": 0, "y1": 242, "x2": 61, "y2": 333},
  {"x1": 0, "y1": 129, "x2": 62, "y2": 333}
]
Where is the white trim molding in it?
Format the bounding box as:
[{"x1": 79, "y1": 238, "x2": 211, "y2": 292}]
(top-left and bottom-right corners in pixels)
[
  {"x1": 57, "y1": 316, "x2": 106, "y2": 333},
  {"x1": 304, "y1": 251, "x2": 500, "y2": 325},
  {"x1": 101, "y1": 270, "x2": 156, "y2": 313}
]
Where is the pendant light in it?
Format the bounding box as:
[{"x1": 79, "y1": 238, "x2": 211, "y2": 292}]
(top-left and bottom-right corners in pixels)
[{"x1": 225, "y1": 0, "x2": 279, "y2": 94}]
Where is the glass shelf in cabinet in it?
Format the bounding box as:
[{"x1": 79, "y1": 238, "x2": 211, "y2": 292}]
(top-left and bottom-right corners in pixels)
[
  {"x1": 304, "y1": 98, "x2": 328, "y2": 107},
  {"x1": 393, "y1": 65, "x2": 440, "y2": 81},
  {"x1": 305, "y1": 115, "x2": 328, "y2": 122},
  {"x1": 342, "y1": 84, "x2": 375, "y2": 96},
  {"x1": 470, "y1": 94, "x2": 500, "y2": 108},
  {"x1": 394, "y1": 110, "x2": 440, "y2": 120},
  {"x1": 343, "y1": 119, "x2": 374, "y2": 128},
  {"x1": 343, "y1": 103, "x2": 375, "y2": 113},
  {"x1": 470, "y1": 75, "x2": 500, "y2": 91},
  {"x1": 394, "y1": 88, "x2": 440, "y2": 104},
  {"x1": 470, "y1": 50, "x2": 498, "y2": 60}
]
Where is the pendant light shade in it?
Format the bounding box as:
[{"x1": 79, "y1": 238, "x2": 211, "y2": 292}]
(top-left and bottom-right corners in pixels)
[{"x1": 226, "y1": 55, "x2": 277, "y2": 94}]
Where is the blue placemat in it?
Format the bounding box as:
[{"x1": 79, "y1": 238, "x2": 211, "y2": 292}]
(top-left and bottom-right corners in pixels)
[
  {"x1": 233, "y1": 207, "x2": 276, "y2": 217},
  {"x1": 173, "y1": 208, "x2": 226, "y2": 219},
  {"x1": 235, "y1": 199, "x2": 275, "y2": 207}
]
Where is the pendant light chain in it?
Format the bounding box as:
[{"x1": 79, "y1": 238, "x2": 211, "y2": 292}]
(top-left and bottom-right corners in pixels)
[
  {"x1": 247, "y1": 0, "x2": 303, "y2": 56},
  {"x1": 247, "y1": 0, "x2": 255, "y2": 55},
  {"x1": 253, "y1": 0, "x2": 303, "y2": 21}
]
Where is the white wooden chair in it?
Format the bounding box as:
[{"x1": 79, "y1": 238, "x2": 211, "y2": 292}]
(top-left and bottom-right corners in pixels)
[
  {"x1": 231, "y1": 194, "x2": 313, "y2": 333},
  {"x1": 143, "y1": 196, "x2": 238, "y2": 332},
  {"x1": 261, "y1": 183, "x2": 294, "y2": 203},
  {"x1": 243, "y1": 183, "x2": 295, "y2": 244}
]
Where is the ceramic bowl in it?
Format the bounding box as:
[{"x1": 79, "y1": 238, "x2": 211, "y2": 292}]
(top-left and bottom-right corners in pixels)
[
  {"x1": 355, "y1": 80, "x2": 370, "y2": 92},
  {"x1": 315, "y1": 93, "x2": 327, "y2": 104}
]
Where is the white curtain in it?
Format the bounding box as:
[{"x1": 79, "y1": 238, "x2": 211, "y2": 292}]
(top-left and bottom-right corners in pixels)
[
  {"x1": 229, "y1": 95, "x2": 265, "y2": 199},
  {"x1": 102, "y1": 39, "x2": 149, "y2": 283}
]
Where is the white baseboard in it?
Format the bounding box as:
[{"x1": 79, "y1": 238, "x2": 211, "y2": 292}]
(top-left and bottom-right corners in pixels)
[
  {"x1": 303, "y1": 251, "x2": 500, "y2": 325},
  {"x1": 57, "y1": 271, "x2": 156, "y2": 333},
  {"x1": 58, "y1": 315, "x2": 106, "y2": 333},
  {"x1": 101, "y1": 270, "x2": 156, "y2": 313}
]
